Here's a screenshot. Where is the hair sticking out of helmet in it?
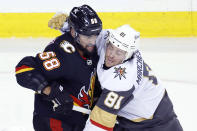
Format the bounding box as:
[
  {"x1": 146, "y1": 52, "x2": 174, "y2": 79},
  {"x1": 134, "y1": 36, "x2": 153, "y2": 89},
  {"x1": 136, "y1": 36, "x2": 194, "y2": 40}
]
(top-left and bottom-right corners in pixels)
[
  {"x1": 108, "y1": 25, "x2": 140, "y2": 61},
  {"x1": 67, "y1": 5, "x2": 102, "y2": 36}
]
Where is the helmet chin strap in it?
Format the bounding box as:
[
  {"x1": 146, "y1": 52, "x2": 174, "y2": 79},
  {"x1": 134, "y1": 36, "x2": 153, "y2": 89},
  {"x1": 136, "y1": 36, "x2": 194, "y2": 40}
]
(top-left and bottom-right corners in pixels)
[{"x1": 74, "y1": 32, "x2": 80, "y2": 43}]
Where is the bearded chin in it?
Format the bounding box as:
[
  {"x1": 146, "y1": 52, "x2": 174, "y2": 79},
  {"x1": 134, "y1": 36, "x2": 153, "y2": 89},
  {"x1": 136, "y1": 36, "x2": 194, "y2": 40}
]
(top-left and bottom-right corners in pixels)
[
  {"x1": 83, "y1": 46, "x2": 97, "y2": 58},
  {"x1": 75, "y1": 42, "x2": 97, "y2": 58}
]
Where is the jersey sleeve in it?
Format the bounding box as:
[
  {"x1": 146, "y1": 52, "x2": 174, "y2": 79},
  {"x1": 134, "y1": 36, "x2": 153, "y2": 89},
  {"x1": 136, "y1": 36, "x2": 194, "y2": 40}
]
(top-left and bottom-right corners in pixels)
[
  {"x1": 83, "y1": 118, "x2": 109, "y2": 131},
  {"x1": 84, "y1": 87, "x2": 135, "y2": 131},
  {"x1": 15, "y1": 56, "x2": 49, "y2": 92},
  {"x1": 15, "y1": 38, "x2": 66, "y2": 91},
  {"x1": 34, "y1": 41, "x2": 66, "y2": 80},
  {"x1": 15, "y1": 56, "x2": 37, "y2": 82}
]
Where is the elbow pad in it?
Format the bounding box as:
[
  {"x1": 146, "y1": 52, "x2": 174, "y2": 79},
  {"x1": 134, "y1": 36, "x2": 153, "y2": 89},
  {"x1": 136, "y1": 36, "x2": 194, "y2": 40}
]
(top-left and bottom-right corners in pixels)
[{"x1": 15, "y1": 56, "x2": 48, "y2": 92}]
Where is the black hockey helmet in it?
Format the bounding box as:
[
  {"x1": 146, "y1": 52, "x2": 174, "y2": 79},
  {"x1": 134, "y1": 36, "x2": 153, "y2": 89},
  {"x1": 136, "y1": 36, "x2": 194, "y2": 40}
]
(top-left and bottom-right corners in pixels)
[{"x1": 68, "y1": 5, "x2": 102, "y2": 36}]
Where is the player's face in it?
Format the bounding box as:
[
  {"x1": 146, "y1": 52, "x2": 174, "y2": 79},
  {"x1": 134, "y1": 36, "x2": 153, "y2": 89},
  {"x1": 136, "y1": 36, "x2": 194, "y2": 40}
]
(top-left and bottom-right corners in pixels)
[
  {"x1": 78, "y1": 34, "x2": 98, "y2": 52},
  {"x1": 105, "y1": 42, "x2": 126, "y2": 67}
]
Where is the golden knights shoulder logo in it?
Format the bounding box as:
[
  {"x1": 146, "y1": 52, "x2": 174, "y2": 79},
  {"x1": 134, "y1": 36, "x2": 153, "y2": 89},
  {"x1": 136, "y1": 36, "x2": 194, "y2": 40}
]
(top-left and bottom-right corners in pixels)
[{"x1": 114, "y1": 66, "x2": 127, "y2": 80}]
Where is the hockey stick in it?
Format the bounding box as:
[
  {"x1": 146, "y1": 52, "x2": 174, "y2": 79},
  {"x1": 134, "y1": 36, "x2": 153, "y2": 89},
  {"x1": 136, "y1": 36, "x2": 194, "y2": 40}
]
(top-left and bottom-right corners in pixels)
[
  {"x1": 52, "y1": 100, "x2": 91, "y2": 114},
  {"x1": 72, "y1": 105, "x2": 91, "y2": 114}
]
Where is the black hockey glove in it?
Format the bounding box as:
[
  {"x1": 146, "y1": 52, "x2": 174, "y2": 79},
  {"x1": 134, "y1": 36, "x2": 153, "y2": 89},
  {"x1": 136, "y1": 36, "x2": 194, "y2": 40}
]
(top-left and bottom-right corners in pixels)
[
  {"x1": 29, "y1": 71, "x2": 49, "y2": 93},
  {"x1": 15, "y1": 56, "x2": 48, "y2": 93},
  {"x1": 47, "y1": 84, "x2": 73, "y2": 114},
  {"x1": 16, "y1": 70, "x2": 48, "y2": 93}
]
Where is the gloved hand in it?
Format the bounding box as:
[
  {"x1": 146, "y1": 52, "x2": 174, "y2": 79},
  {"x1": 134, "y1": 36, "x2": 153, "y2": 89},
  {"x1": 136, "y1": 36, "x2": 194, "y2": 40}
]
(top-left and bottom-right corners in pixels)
[
  {"x1": 20, "y1": 70, "x2": 49, "y2": 93},
  {"x1": 15, "y1": 56, "x2": 48, "y2": 92},
  {"x1": 47, "y1": 84, "x2": 73, "y2": 114},
  {"x1": 51, "y1": 92, "x2": 73, "y2": 114},
  {"x1": 48, "y1": 13, "x2": 68, "y2": 30}
]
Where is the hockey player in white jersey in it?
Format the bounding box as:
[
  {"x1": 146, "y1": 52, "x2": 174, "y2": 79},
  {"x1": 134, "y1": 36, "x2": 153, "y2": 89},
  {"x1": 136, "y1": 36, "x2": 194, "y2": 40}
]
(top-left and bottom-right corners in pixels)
[
  {"x1": 48, "y1": 13, "x2": 182, "y2": 131},
  {"x1": 82, "y1": 25, "x2": 183, "y2": 131}
]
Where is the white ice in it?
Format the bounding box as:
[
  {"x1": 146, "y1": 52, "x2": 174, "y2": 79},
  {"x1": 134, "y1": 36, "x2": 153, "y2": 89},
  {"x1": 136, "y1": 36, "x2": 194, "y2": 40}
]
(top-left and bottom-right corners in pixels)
[{"x1": 0, "y1": 37, "x2": 197, "y2": 131}]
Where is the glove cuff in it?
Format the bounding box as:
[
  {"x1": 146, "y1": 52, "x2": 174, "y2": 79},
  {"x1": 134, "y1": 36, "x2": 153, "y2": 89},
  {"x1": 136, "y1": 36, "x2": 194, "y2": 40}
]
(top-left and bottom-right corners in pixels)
[
  {"x1": 48, "y1": 81, "x2": 61, "y2": 98},
  {"x1": 37, "y1": 81, "x2": 49, "y2": 94}
]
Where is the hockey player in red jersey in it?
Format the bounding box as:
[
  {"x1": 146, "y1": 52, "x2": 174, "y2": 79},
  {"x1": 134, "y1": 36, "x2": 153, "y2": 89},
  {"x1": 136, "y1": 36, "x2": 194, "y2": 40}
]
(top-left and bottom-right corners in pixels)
[
  {"x1": 15, "y1": 5, "x2": 102, "y2": 131},
  {"x1": 83, "y1": 25, "x2": 183, "y2": 131}
]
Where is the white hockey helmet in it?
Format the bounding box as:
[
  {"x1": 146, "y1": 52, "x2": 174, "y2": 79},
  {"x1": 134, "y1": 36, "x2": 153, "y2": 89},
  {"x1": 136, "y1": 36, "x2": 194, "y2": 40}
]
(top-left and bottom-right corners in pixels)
[{"x1": 108, "y1": 25, "x2": 140, "y2": 60}]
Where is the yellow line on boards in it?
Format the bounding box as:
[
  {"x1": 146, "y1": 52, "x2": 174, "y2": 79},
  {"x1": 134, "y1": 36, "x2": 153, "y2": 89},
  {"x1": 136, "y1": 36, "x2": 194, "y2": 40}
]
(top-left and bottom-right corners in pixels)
[{"x1": 0, "y1": 12, "x2": 196, "y2": 38}]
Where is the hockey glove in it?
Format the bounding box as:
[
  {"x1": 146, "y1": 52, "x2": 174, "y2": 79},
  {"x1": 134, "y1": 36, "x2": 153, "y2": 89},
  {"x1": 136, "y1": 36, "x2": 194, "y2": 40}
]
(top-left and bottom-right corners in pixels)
[
  {"x1": 47, "y1": 84, "x2": 73, "y2": 114},
  {"x1": 16, "y1": 69, "x2": 48, "y2": 93},
  {"x1": 29, "y1": 71, "x2": 49, "y2": 93},
  {"x1": 48, "y1": 13, "x2": 68, "y2": 30},
  {"x1": 15, "y1": 56, "x2": 48, "y2": 93}
]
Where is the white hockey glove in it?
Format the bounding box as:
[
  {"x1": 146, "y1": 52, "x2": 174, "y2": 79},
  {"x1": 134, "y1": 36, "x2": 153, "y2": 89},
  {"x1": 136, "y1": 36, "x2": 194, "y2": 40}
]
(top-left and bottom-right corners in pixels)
[{"x1": 48, "y1": 13, "x2": 68, "y2": 30}]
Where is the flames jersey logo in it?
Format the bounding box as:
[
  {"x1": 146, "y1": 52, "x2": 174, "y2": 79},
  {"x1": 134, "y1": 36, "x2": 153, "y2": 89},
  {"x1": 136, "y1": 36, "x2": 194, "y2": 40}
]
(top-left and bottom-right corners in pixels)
[{"x1": 71, "y1": 70, "x2": 96, "y2": 109}]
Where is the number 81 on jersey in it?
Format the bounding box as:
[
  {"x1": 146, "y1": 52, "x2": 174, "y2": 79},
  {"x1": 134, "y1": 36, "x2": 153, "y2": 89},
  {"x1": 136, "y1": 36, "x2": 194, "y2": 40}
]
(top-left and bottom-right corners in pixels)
[{"x1": 104, "y1": 92, "x2": 124, "y2": 110}]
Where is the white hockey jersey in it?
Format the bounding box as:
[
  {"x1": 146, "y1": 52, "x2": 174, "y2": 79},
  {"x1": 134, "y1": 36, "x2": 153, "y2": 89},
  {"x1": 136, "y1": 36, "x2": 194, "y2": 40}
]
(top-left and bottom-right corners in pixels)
[{"x1": 83, "y1": 30, "x2": 165, "y2": 131}]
